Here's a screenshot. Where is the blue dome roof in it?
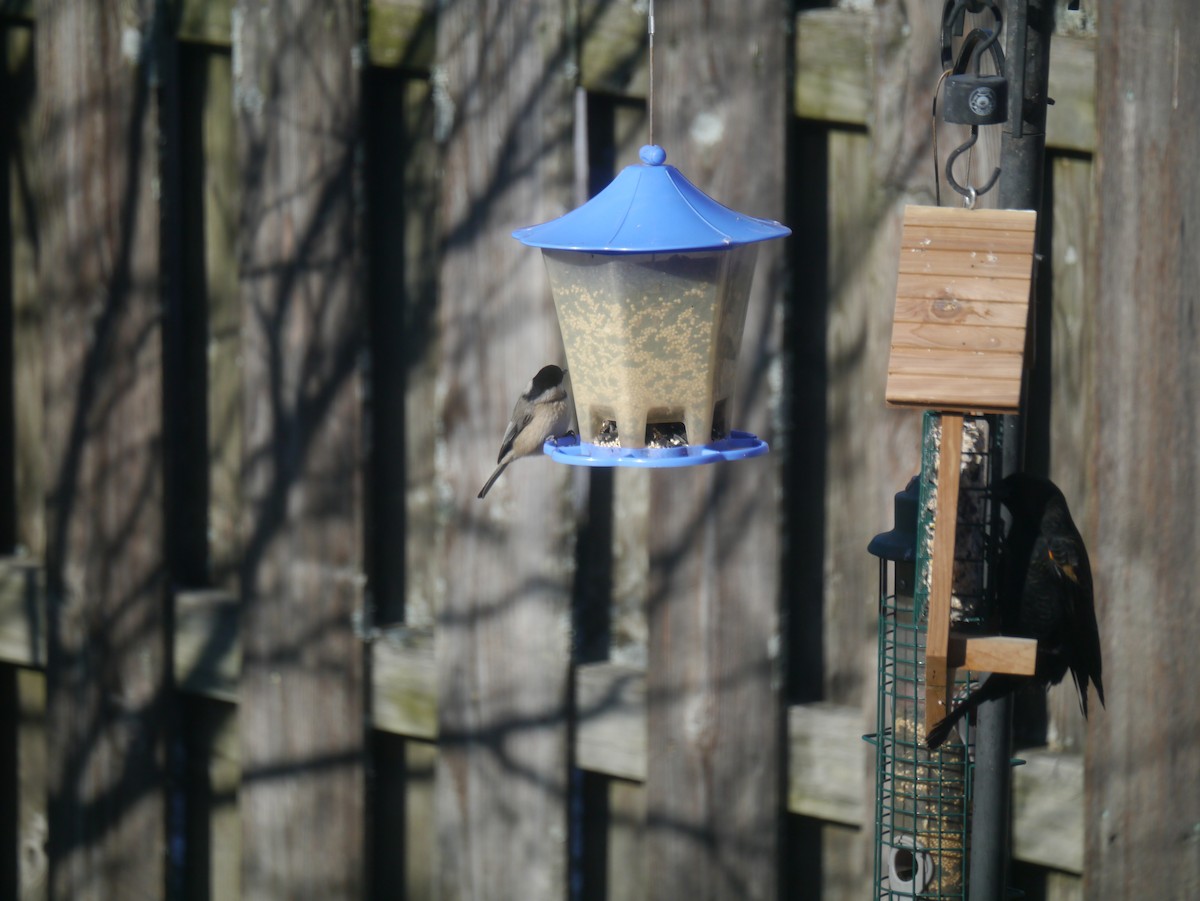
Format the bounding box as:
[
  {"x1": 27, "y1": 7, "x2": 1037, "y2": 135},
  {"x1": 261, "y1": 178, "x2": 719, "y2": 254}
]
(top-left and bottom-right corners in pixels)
[{"x1": 513, "y1": 145, "x2": 791, "y2": 253}]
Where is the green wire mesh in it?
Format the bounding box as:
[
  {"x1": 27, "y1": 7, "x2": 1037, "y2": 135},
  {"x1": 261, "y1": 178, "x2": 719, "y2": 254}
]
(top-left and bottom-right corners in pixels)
[
  {"x1": 869, "y1": 412, "x2": 1005, "y2": 898},
  {"x1": 914, "y1": 412, "x2": 1000, "y2": 627}
]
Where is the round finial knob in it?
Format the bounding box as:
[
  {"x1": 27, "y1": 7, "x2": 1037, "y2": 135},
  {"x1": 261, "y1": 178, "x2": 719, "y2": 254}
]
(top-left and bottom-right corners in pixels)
[{"x1": 639, "y1": 144, "x2": 667, "y2": 166}]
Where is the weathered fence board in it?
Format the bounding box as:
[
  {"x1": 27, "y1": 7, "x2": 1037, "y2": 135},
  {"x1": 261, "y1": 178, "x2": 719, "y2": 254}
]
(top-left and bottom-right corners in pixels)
[
  {"x1": 431, "y1": 1, "x2": 576, "y2": 898},
  {"x1": 232, "y1": 0, "x2": 366, "y2": 897},
  {"x1": 363, "y1": 72, "x2": 442, "y2": 630},
  {"x1": 0, "y1": 559, "x2": 40, "y2": 667},
  {"x1": 11, "y1": 1, "x2": 1183, "y2": 898},
  {"x1": 1, "y1": 577, "x2": 1088, "y2": 877},
  {"x1": 796, "y1": 7, "x2": 872, "y2": 128},
  {"x1": 2, "y1": 24, "x2": 39, "y2": 560},
  {"x1": 602, "y1": 776, "x2": 647, "y2": 901},
  {"x1": 0, "y1": 666, "x2": 47, "y2": 899},
  {"x1": 824, "y1": 126, "x2": 914, "y2": 709},
  {"x1": 576, "y1": 662, "x2": 646, "y2": 783},
  {"x1": 34, "y1": 3, "x2": 171, "y2": 897},
  {"x1": 1087, "y1": 2, "x2": 1200, "y2": 897},
  {"x1": 185, "y1": 45, "x2": 243, "y2": 590},
  {"x1": 176, "y1": 3, "x2": 1099, "y2": 155},
  {"x1": 367, "y1": 0, "x2": 436, "y2": 71},
  {"x1": 1042, "y1": 154, "x2": 1094, "y2": 752},
  {"x1": 577, "y1": 0, "x2": 648, "y2": 99},
  {"x1": 641, "y1": 4, "x2": 787, "y2": 899},
  {"x1": 822, "y1": 116, "x2": 917, "y2": 901},
  {"x1": 182, "y1": 697, "x2": 241, "y2": 901}
]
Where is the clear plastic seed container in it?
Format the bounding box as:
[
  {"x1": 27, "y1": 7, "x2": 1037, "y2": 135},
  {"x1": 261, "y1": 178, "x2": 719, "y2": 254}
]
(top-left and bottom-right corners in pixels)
[{"x1": 543, "y1": 246, "x2": 756, "y2": 448}]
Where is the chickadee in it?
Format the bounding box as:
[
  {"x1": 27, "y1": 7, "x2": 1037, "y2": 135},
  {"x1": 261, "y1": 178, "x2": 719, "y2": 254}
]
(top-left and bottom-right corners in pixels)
[{"x1": 477, "y1": 364, "x2": 571, "y2": 499}]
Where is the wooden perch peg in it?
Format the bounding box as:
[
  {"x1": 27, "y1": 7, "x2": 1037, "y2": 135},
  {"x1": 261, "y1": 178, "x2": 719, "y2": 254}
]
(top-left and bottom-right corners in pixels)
[
  {"x1": 924, "y1": 412, "x2": 962, "y2": 735},
  {"x1": 947, "y1": 634, "x2": 1037, "y2": 675}
]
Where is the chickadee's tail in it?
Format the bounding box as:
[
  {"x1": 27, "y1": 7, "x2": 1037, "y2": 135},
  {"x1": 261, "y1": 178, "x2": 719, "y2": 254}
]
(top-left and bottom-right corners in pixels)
[{"x1": 477, "y1": 462, "x2": 509, "y2": 499}]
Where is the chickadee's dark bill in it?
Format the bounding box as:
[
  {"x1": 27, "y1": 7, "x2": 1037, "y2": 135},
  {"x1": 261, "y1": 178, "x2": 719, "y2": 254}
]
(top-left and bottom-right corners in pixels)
[{"x1": 477, "y1": 364, "x2": 571, "y2": 499}]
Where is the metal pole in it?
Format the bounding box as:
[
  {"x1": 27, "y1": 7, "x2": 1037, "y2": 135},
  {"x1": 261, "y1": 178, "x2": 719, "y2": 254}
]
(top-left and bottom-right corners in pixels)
[{"x1": 971, "y1": 1, "x2": 1054, "y2": 899}]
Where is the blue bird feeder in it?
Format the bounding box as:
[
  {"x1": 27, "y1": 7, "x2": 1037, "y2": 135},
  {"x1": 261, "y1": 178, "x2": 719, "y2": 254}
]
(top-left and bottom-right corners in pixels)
[{"x1": 514, "y1": 144, "x2": 790, "y2": 467}]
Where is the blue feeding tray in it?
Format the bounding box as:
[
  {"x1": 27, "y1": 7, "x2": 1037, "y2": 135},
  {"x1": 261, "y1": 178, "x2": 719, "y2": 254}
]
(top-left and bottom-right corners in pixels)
[
  {"x1": 544, "y1": 431, "x2": 768, "y2": 468},
  {"x1": 515, "y1": 145, "x2": 789, "y2": 468}
]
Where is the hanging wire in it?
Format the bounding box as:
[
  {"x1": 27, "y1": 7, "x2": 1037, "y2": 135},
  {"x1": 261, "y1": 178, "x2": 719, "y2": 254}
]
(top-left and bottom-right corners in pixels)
[
  {"x1": 931, "y1": 68, "x2": 953, "y2": 206},
  {"x1": 647, "y1": 0, "x2": 656, "y2": 146},
  {"x1": 963, "y1": 141, "x2": 977, "y2": 209}
]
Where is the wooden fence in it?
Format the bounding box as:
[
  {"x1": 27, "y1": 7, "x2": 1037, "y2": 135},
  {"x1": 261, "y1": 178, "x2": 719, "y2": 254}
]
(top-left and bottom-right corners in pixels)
[{"x1": 2, "y1": 1, "x2": 1198, "y2": 899}]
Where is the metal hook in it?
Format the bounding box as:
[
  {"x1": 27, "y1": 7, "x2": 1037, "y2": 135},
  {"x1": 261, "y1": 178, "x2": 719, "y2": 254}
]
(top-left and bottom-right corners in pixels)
[
  {"x1": 941, "y1": 0, "x2": 1004, "y2": 71},
  {"x1": 945, "y1": 125, "x2": 1001, "y2": 202},
  {"x1": 954, "y1": 26, "x2": 1005, "y2": 81},
  {"x1": 936, "y1": 0, "x2": 1004, "y2": 205}
]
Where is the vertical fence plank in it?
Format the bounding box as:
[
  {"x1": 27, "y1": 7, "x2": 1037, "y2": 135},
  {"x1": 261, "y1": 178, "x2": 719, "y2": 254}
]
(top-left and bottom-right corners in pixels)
[
  {"x1": 3, "y1": 23, "x2": 40, "y2": 559},
  {"x1": 396, "y1": 76, "x2": 442, "y2": 630},
  {"x1": 864, "y1": 0, "x2": 942, "y2": 605},
  {"x1": 0, "y1": 667, "x2": 17, "y2": 898},
  {"x1": 432, "y1": 0, "x2": 575, "y2": 897},
  {"x1": 403, "y1": 739, "x2": 438, "y2": 896},
  {"x1": 821, "y1": 122, "x2": 922, "y2": 894},
  {"x1": 1087, "y1": 1, "x2": 1200, "y2": 895},
  {"x1": 644, "y1": 3, "x2": 788, "y2": 898},
  {"x1": 0, "y1": 42, "x2": 38, "y2": 897},
  {"x1": 182, "y1": 697, "x2": 240, "y2": 901},
  {"x1": 36, "y1": 2, "x2": 169, "y2": 896},
  {"x1": 839, "y1": 7, "x2": 948, "y2": 889},
  {"x1": 195, "y1": 46, "x2": 242, "y2": 589},
  {"x1": 0, "y1": 27, "x2": 12, "y2": 558},
  {"x1": 3, "y1": 26, "x2": 43, "y2": 901},
  {"x1": 233, "y1": 0, "x2": 366, "y2": 897},
  {"x1": 0, "y1": 667, "x2": 48, "y2": 901},
  {"x1": 1044, "y1": 154, "x2": 1093, "y2": 752},
  {"x1": 15, "y1": 668, "x2": 47, "y2": 900},
  {"x1": 364, "y1": 71, "x2": 441, "y2": 629},
  {"x1": 824, "y1": 126, "x2": 910, "y2": 706},
  {"x1": 604, "y1": 777, "x2": 646, "y2": 901}
]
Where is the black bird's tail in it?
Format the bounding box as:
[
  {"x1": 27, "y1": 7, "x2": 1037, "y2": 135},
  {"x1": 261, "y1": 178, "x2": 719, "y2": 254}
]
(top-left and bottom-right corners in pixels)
[
  {"x1": 1070, "y1": 664, "x2": 1106, "y2": 718},
  {"x1": 925, "y1": 674, "x2": 1022, "y2": 750}
]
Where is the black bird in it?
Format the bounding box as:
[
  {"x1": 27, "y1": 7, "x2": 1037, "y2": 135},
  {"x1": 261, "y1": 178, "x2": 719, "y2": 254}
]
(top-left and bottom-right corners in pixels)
[{"x1": 925, "y1": 473, "x2": 1105, "y2": 750}]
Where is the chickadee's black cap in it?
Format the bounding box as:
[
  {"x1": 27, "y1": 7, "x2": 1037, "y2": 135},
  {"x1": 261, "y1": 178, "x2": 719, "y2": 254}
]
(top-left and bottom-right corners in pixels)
[{"x1": 530, "y1": 364, "x2": 564, "y2": 393}]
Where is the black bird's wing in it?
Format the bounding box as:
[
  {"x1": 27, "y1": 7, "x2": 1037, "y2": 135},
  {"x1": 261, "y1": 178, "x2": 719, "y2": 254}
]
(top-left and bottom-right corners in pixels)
[
  {"x1": 928, "y1": 474, "x2": 1106, "y2": 748},
  {"x1": 1047, "y1": 525, "x2": 1105, "y2": 713}
]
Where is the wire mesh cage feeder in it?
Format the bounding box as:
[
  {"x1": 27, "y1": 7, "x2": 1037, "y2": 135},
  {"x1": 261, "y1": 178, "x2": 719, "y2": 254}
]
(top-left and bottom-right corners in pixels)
[
  {"x1": 513, "y1": 143, "x2": 790, "y2": 468},
  {"x1": 867, "y1": 202, "x2": 1041, "y2": 897},
  {"x1": 869, "y1": 471, "x2": 974, "y2": 900},
  {"x1": 869, "y1": 417, "x2": 1010, "y2": 899}
]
